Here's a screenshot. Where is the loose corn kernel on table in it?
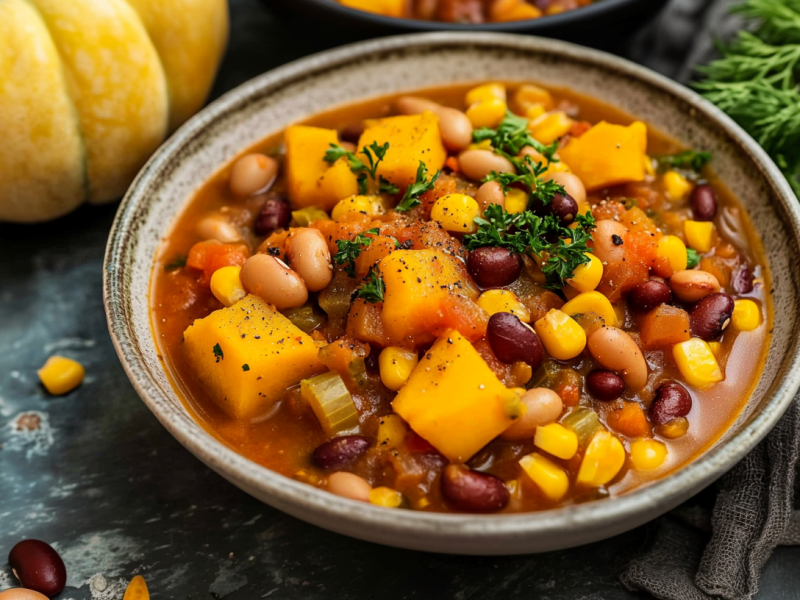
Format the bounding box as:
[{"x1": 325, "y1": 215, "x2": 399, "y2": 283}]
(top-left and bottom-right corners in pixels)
[{"x1": 0, "y1": 0, "x2": 796, "y2": 598}]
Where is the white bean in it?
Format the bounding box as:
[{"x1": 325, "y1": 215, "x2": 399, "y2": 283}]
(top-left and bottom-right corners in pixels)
[
  {"x1": 196, "y1": 215, "x2": 242, "y2": 243},
  {"x1": 327, "y1": 472, "x2": 371, "y2": 502},
  {"x1": 285, "y1": 228, "x2": 333, "y2": 292},
  {"x1": 501, "y1": 388, "x2": 563, "y2": 441},
  {"x1": 396, "y1": 96, "x2": 473, "y2": 152},
  {"x1": 588, "y1": 326, "x2": 648, "y2": 390},
  {"x1": 240, "y1": 254, "x2": 308, "y2": 309},
  {"x1": 669, "y1": 270, "x2": 721, "y2": 303},
  {"x1": 591, "y1": 219, "x2": 627, "y2": 265},
  {"x1": 229, "y1": 153, "x2": 278, "y2": 197},
  {"x1": 458, "y1": 149, "x2": 515, "y2": 182}
]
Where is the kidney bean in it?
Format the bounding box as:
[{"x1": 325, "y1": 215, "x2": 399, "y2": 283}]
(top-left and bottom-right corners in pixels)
[
  {"x1": 313, "y1": 436, "x2": 371, "y2": 469},
  {"x1": 650, "y1": 381, "x2": 692, "y2": 425},
  {"x1": 689, "y1": 293, "x2": 735, "y2": 340},
  {"x1": 467, "y1": 247, "x2": 523, "y2": 288},
  {"x1": 690, "y1": 184, "x2": 718, "y2": 221},
  {"x1": 328, "y1": 472, "x2": 371, "y2": 502},
  {"x1": 254, "y1": 194, "x2": 291, "y2": 236},
  {"x1": 550, "y1": 192, "x2": 579, "y2": 225},
  {"x1": 586, "y1": 369, "x2": 625, "y2": 401},
  {"x1": 440, "y1": 464, "x2": 509, "y2": 512},
  {"x1": 628, "y1": 280, "x2": 672, "y2": 313},
  {"x1": 365, "y1": 346, "x2": 381, "y2": 375},
  {"x1": 487, "y1": 312, "x2": 543, "y2": 369},
  {"x1": 8, "y1": 539, "x2": 66, "y2": 597},
  {"x1": 732, "y1": 264, "x2": 754, "y2": 294},
  {"x1": 339, "y1": 123, "x2": 365, "y2": 145},
  {"x1": 501, "y1": 388, "x2": 563, "y2": 441}
]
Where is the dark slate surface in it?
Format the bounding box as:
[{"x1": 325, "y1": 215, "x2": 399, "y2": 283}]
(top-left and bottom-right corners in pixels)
[{"x1": 1, "y1": 1, "x2": 799, "y2": 598}]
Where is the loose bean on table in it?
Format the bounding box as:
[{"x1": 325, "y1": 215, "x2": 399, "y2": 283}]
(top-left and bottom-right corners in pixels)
[
  {"x1": 327, "y1": 472, "x2": 372, "y2": 502},
  {"x1": 501, "y1": 388, "x2": 563, "y2": 441},
  {"x1": 467, "y1": 246, "x2": 522, "y2": 288},
  {"x1": 240, "y1": 254, "x2": 308, "y2": 309},
  {"x1": 441, "y1": 464, "x2": 509, "y2": 512},
  {"x1": 285, "y1": 228, "x2": 333, "y2": 292},
  {"x1": 8, "y1": 539, "x2": 66, "y2": 597},
  {"x1": 588, "y1": 326, "x2": 648, "y2": 390},
  {"x1": 487, "y1": 312, "x2": 543, "y2": 369},
  {"x1": 313, "y1": 436, "x2": 371, "y2": 469},
  {"x1": 229, "y1": 153, "x2": 278, "y2": 197},
  {"x1": 689, "y1": 293, "x2": 734, "y2": 340},
  {"x1": 669, "y1": 269, "x2": 721, "y2": 303}
]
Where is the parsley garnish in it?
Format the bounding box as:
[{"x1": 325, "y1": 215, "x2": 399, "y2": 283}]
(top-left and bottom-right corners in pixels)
[
  {"x1": 464, "y1": 204, "x2": 596, "y2": 290},
  {"x1": 484, "y1": 155, "x2": 566, "y2": 207},
  {"x1": 334, "y1": 227, "x2": 380, "y2": 277},
  {"x1": 324, "y1": 141, "x2": 400, "y2": 195},
  {"x1": 242, "y1": 364, "x2": 250, "y2": 372},
  {"x1": 164, "y1": 254, "x2": 187, "y2": 272},
  {"x1": 655, "y1": 151, "x2": 712, "y2": 173},
  {"x1": 356, "y1": 268, "x2": 385, "y2": 303},
  {"x1": 396, "y1": 161, "x2": 440, "y2": 212},
  {"x1": 213, "y1": 343, "x2": 224, "y2": 363},
  {"x1": 686, "y1": 248, "x2": 701, "y2": 269},
  {"x1": 473, "y1": 110, "x2": 560, "y2": 163}
]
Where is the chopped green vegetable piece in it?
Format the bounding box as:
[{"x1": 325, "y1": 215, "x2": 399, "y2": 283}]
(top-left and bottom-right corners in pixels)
[
  {"x1": 291, "y1": 206, "x2": 330, "y2": 227},
  {"x1": 164, "y1": 254, "x2": 187, "y2": 272},
  {"x1": 561, "y1": 407, "x2": 602, "y2": 448},
  {"x1": 212, "y1": 343, "x2": 224, "y2": 363},
  {"x1": 301, "y1": 371, "x2": 360, "y2": 435},
  {"x1": 281, "y1": 304, "x2": 326, "y2": 333},
  {"x1": 357, "y1": 268, "x2": 385, "y2": 303},
  {"x1": 334, "y1": 227, "x2": 380, "y2": 277},
  {"x1": 396, "y1": 161, "x2": 440, "y2": 212},
  {"x1": 686, "y1": 248, "x2": 701, "y2": 269},
  {"x1": 655, "y1": 151, "x2": 712, "y2": 173},
  {"x1": 242, "y1": 364, "x2": 250, "y2": 372},
  {"x1": 473, "y1": 110, "x2": 560, "y2": 163}
]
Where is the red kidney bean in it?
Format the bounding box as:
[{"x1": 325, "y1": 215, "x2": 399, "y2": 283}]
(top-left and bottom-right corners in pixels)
[
  {"x1": 440, "y1": 464, "x2": 509, "y2": 512},
  {"x1": 650, "y1": 381, "x2": 692, "y2": 425},
  {"x1": 732, "y1": 264, "x2": 754, "y2": 294},
  {"x1": 8, "y1": 539, "x2": 67, "y2": 597},
  {"x1": 339, "y1": 123, "x2": 365, "y2": 145},
  {"x1": 467, "y1": 247, "x2": 523, "y2": 288},
  {"x1": 586, "y1": 369, "x2": 625, "y2": 401},
  {"x1": 628, "y1": 280, "x2": 672, "y2": 313},
  {"x1": 364, "y1": 346, "x2": 381, "y2": 375},
  {"x1": 690, "y1": 184, "x2": 718, "y2": 221},
  {"x1": 689, "y1": 293, "x2": 734, "y2": 340},
  {"x1": 487, "y1": 312, "x2": 543, "y2": 369},
  {"x1": 254, "y1": 194, "x2": 291, "y2": 236},
  {"x1": 312, "y1": 436, "x2": 371, "y2": 470},
  {"x1": 550, "y1": 192, "x2": 579, "y2": 225}
]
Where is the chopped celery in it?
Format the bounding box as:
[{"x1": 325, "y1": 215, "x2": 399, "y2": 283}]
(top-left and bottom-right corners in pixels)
[
  {"x1": 281, "y1": 304, "x2": 326, "y2": 333},
  {"x1": 318, "y1": 270, "x2": 358, "y2": 336},
  {"x1": 348, "y1": 358, "x2": 369, "y2": 388},
  {"x1": 291, "y1": 205, "x2": 330, "y2": 227},
  {"x1": 301, "y1": 372, "x2": 359, "y2": 435},
  {"x1": 561, "y1": 407, "x2": 602, "y2": 448}
]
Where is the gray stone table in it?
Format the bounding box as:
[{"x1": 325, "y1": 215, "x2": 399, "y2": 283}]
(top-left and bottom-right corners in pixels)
[{"x1": 1, "y1": 1, "x2": 798, "y2": 598}]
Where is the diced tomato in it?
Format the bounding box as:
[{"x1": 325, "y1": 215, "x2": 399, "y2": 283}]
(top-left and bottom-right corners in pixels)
[
  {"x1": 186, "y1": 240, "x2": 250, "y2": 287},
  {"x1": 569, "y1": 120, "x2": 592, "y2": 138}
]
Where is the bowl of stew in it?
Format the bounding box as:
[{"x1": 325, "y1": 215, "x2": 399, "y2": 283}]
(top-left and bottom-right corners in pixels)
[{"x1": 105, "y1": 33, "x2": 800, "y2": 554}]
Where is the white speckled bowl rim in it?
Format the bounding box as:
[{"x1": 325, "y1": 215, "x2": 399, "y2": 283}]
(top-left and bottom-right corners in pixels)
[{"x1": 104, "y1": 33, "x2": 800, "y2": 554}]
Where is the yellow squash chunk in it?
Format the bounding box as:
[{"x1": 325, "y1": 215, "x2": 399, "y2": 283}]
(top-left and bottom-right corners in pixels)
[
  {"x1": 504, "y1": 188, "x2": 529, "y2": 213},
  {"x1": 183, "y1": 295, "x2": 325, "y2": 419},
  {"x1": 339, "y1": 0, "x2": 405, "y2": 17},
  {"x1": 0, "y1": 0, "x2": 86, "y2": 222},
  {"x1": 466, "y1": 83, "x2": 507, "y2": 105},
  {"x1": 559, "y1": 121, "x2": 647, "y2": 191},
  {"x1": 377, "y1": 413, "x2": 408, "y2": 448},
  {"x1": 528, "y1": 111, "x2": 574, "y2": 145},
  {"x1": 357, "y1": 113, "x2": 447, "y2": 187},
  {"x1": 38, "y1": 356, "x2": 85, "y2": 396},
  {"x1": 30, "y1": 0, "x2": 169, "y2": 204},
  {"x1": 673, "y1": 338, "x2": 723, "y2": 389},
  {"x1": 576, "y1": 431, "x2": 626, "y2": 487},
  {"x1": 392, "y1": 330, "x2": 522, "y2": 462},
  {"x1": 519, "y1": 453, "x2": 569, "y2": 502},
  {"x1": 466, "y1": 98, "x2": 507, "y2": 129},
  {"x1": 663, "y1": 170, "x2": 692, "y2": 201},
  {"x1": 561, "y1": 291, "x2": 617, "y2": 327}
]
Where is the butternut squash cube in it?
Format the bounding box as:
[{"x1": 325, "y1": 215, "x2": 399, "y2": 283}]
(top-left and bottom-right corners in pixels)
[
  {"x1": 640, "y1": 304, "x2": 690, "y2": 349},
  {"x1": 183, "y1": 294, "x2": 325, "y2": 419},
  {"x1": 559, "y1": 121, "x2": 648, "y2": 191},
  {"x1": 392, "y1": 330, "x2": 522, "y2": 462},
  {"x1": 284, "y1": 125, "x2": 359, "y2": 210},
  {"x1": 357, "y1": 112, "x2": 447, "y2": 188}
]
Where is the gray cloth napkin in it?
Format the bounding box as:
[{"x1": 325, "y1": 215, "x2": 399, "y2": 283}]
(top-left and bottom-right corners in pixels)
[{"x1": 619, "y1": 1, "x2": 800, "y2": 598}]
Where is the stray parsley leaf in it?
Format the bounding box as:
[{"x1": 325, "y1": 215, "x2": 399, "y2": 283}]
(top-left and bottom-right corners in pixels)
[
  {"x1": 357, "y1": 268, "x2": 385, "y2": 303},
  {"x1": 396, "y1": 161, "x2": 440, "y2": 212},
  {"x1": 686, "y1": 248, "x2": 701, "y2": 269},
  {"x1": 164, "y1": 254, "x2": 187, "y2": 272},
  {"x1": 333, "y1": 227, "x2": 380, "y2": 277},
  {"x1": 484, "y1": 155, "x2": 566, "y2": 207},
  {"x1": 242, "y1": 364, "x2": 250, "y2": 372},
  {"x1": 473, "y1": 110, "x2": 560, "y2": 163},
  {"x1": 655, "y1": 151, "x2": 712, "y2": 173},
  {"x1": 213, "y1": 343, "x2": 224, "y2": 362},
  {"x1": 324, "y1": 142, "x2": 397, "y2": 195}
]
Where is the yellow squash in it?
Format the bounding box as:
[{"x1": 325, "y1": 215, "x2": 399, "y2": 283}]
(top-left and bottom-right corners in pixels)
[{"x1": 0, "y1": 0, "x2": 228, "y2": 222}]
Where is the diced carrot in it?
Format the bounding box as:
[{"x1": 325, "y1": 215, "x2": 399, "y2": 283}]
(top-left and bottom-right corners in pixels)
[
  {"x1": 569, "y1": 120, "x2": 592, "y2": 138},
  {"x1": 651, "y1": 256, "x2": 674, "y2": 279},
  {"x1": 346, "y1": 298, "x2": 388, "y2": 346},
  {"x1": 591, "y1": 200, "x2": 626, "y2": 221},
  {"x1": 619, "y1": 206, "x2": 657, "y2": 233},
  {"x1": 639, "y1": 304, "x2": 690, "y2": 349},
  {"x1": 606, "y1": 402, "x2": 650, "y2": 437},
  {"x1": 354, "y1": 234, "x2": 397, "y2": 278},
  {"x1": 445, "y1": 156, "x2": 460, "y2": 173},
  {"x1": 318, "y1": 337, "x2": 370, "y2": 382},
  {"x1": 625, "y1": 229, "x2": 660, "y2": 271},
  {"x1": 700, "y1": 256, "x2": 731, "y2": 288},
  {"x1": 419, "y1": 172, "x2": 458, "y2": 219},
  {"x1": 596, "y1": 260, "x2": 648, "y2": 302},
  {"x1": 186, "y1": 240, "x2": 250, "y2": 287}
]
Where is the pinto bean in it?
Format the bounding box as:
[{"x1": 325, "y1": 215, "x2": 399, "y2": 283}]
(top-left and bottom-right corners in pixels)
[
  {"x1": 689, "y1": 293, "x2": 734, "y2": 340},
  {"x1": 467, "y1": 246, "x2": 522, "y2": 288},
  {"x1": 441, "y1": 464, "x2": 509, "y2": 512},
  {"x1": 586, "y1": 369, "x2": 625, "y2": 401},
  {"x1": 650, "y1": 381, "x2": 692, "y2": 425},
  {"x1": 588, "y1": 326, "x2": 648, "y2": 390},
  {"x1": 0, "y1": 590, "x2": 49, "y2": 600},
  {"x1": 545, "y1": 171, "x2": 587, "y2": 206},
  {"x1": 501, "y1": 388, "x2": 563, "y2": 441},
  {"x1": 240, "y1": 254, "x2": 308, "y2": 309},
  {"x1": 396, "y1": 96, "x2": 473, "y2": 151},
  {"x1": 327, "y1": 472, "x2": 371, "y2": 502},
  {"x1": 487, "y1": 312, "x2": 543, "y2": 369},
  {"x1": 732, "y1": 264, "x2": 754, "y2": 294},
  {"x1": 690, "y1": 184, "x2": 718, "y2": 221},
  {"x1": 669, "y1": 269, "x2": 721, "y2": 303},
  {"x1": 475, "y1": 180, "x2": 505, "y2": 211},
  {"x1": 628, "y1": 280, "x2": 672, "y2": 313},
  {"x1": 458, "y1": 149, "x2": 515, "y2": 182},
  {"x1": 285, "y1": 228, "x2": 333, "y2": 292},
  {"x1": 229, "y1": 153, "x2": 278, "y2": 197},
  {"x1": 591, "y1": 220, "x2": 628, "y2": 265},
  {"x1": 313, "y1": 436, "x2": 371, "y2": 469},
  {"x1": 8, "y1": 539, "x2": 66, "y2": 597},
  {"x1": 196, "y1": 215, "x2": 242, "y2": 243}
]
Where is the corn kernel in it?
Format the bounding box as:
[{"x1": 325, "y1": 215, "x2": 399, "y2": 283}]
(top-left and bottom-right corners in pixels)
[
  {"x1": 379, "y1": 347, "x2": 419, "y2": 391},
  {"x1": 576, "y1": 431, "x2": 625, "y2": 487},
  {"x1": 528, "y1": 111, "x2": 575, "y2": 144},
  {"x1": 656, "y1": 417, "x2": 689, "y2": 439},
  {"x1": 38, "y1": 356, "x2": 85, "y2": 395},
  {"x1": 519, "y1": 452, "x2": 569, "y2": 501},
  {"x1": 504, "y1": 188, "x2": 529, "y2": 213},
  {"x1": 369, "y1": 487, "x2": 404, "y2": 508},
  {"x1": 565, "y1": 253, "x2": 603, "y2": 293},
  {"x1": 656, "y1": 235, "x2": 688, "y2": 273},
  {"x1": 534, "y1": 423, "x2": 578, "y2": 459},
  {"x1": 707, "y1": 341, "x2": 722, "y2": 358},
  {"x1": 468, "y1": 139, "x2": 494, "y2": 151},
  {"x1": 415, "y1": 497, "x2": 431, "y2": 509},
  {"x1": 663, "y1": 170, "x2": 693, "y2": 201},
  {"x1": 466, "y1": 98, "x2": 507, "y2": 129},
  {"x1": 210, "y1": 265, "x2": 247, "y2": 307},
  {"x1": 465, "y1": 83, "x2": 506, "y2": 106},
  {"x1": 561, "y1": 291, "x2": 617, "y2": 328},
  {"x1": 630, "y1": 438, "x2": 668, "y2": 471},
  {"x1": 684, "y1": 220, "x2": 716, "y2": 253},
  {"x1": 331, "y1": 195, "x2": 384, "y2": 221},
  {"x1": 732, "y1": 299, "x2": 760, "y2": 331},
  {"x1": 524, "y1": 104, "x2": 547, "y2": 121},
  {"x1": 377, "y1": 414, "x2": 407, "y2": 448},
  {"x1": 431, "y1": 193, "x2": 481, "y2": 233},
  {"x1": 673, "y1": 338, "x2": 723, "y2": 388},
  {"x1": 513, "y1": 84, "x2": 554, "y2": 112},
  {"x1": 534, "y1": 309, "x2": 587, "y2": 360},
  {"x1": 477, "y1": 290, "x2": 532, "y2": 322},
  {"x1": 643, "y1": 155, "x2": 656, "y2": 177}
]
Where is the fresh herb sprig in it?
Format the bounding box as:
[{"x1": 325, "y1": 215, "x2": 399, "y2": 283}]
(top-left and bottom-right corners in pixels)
[
  {"x1": 356, "y1": 268, "x2": 385, "y2": 303},
  {"x1": 473, "y1": 110, "x2": 560, "y2": 163},
  {"x1": 334, "y1": 227, "x2": 380, "y2": 277},
  {"x1": 655, "y1": 151, "x2": 712, "y2": 173},
  {"x1": 484, "y1": 155, "x2": 566, "y2": 207},
  {"x1": 686, "y1": 248, "x2": 701, "y2": 269},
  {"x1": 324, "y1": 141, "x2": 400, "y2": 195},
  {"x1": 396, "y1": 161, "x2": 441, "y2": 212},
  {"x1": 465, "y1": 204, "x2": 596, "y2": 290}
]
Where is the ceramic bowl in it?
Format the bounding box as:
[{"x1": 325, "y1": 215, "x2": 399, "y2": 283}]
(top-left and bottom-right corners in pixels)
[{"x1": 104, "y1": 33, "x2": 800, "y2": 554}]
